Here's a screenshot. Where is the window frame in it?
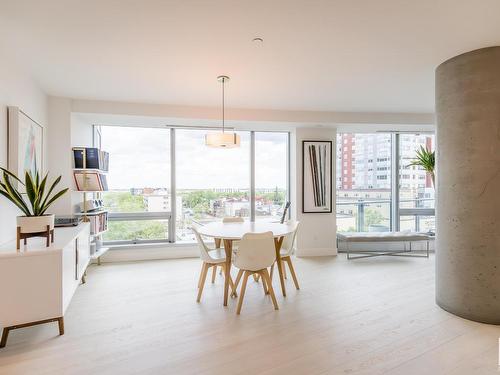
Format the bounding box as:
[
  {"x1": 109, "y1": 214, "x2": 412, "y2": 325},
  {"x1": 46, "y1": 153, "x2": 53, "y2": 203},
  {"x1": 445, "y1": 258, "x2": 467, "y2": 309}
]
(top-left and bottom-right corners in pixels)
[
  {"x1": 337, "y1": 131, "x2": 435, "y2": 233},
  {"x1": 95, "y1": 125, "x2": 291, "y2": 246}
]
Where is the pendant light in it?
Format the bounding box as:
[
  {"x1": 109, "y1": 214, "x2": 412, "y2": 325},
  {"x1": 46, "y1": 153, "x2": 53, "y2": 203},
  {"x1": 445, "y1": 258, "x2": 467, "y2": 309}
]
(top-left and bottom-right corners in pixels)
[{"x1": 205, "y1": 75, "x2": 240, "y2": 148}]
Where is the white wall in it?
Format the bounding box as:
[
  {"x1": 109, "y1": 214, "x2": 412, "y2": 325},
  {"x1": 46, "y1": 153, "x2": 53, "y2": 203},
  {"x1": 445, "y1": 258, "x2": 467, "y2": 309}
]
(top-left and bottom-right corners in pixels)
[
  {"x1": 46, "y1": 97, "x2": 73, "y2": 215},
  {"x1": 0, "y1": 54, "x2": 47, "y2": 245},
  {"x1": 47, "y1": 99, "x2": 96, "y2": 215},
  {"x1": 294, "y1": 127, "x2": 338, "y2": 257},
  {"x1": 70, "y1": 113, "x2": 94, "y2": 213}
]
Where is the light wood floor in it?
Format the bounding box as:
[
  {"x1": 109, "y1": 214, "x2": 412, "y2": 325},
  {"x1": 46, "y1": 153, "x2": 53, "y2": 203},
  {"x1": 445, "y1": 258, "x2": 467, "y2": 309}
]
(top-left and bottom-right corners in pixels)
[{"x1": 1, "y1": 255, "x2": 499, "y2": 375}]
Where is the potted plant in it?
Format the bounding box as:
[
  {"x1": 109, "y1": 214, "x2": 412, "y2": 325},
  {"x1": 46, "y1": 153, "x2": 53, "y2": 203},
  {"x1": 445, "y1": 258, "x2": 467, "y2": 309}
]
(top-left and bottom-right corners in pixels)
[
  {"x1": 408, "y1": 146, "x2": 435, "y2": 187},
  {"x1": 0, "y1": 167, "x2": 68, "y2": 237}
]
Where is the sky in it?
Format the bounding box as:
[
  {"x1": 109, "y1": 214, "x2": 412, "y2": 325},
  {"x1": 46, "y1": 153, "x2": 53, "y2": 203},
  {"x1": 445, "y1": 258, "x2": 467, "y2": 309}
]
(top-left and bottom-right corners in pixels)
[{"x1": 100, "y1": 126, "x2": 287, "y2": 190}]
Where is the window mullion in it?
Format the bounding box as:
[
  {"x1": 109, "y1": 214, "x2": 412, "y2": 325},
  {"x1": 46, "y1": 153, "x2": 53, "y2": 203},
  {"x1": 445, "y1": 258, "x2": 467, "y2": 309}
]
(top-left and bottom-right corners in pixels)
[
  {"x1": 390, "y1": 133, "x2": 400, "y2": 231},
  {"x1": 169, "y1": 128, "x2": 176, "y2": 242},
  {"x1": 250, "y1": 131, "x2": 256, "y2": 221}
]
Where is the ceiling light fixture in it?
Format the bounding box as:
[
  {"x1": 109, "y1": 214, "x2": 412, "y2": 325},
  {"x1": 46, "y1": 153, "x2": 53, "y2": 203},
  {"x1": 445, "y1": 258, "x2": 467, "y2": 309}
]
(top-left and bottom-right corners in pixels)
[{"x1": 205, "y1": 75, "x2": 240, "y2": 148}]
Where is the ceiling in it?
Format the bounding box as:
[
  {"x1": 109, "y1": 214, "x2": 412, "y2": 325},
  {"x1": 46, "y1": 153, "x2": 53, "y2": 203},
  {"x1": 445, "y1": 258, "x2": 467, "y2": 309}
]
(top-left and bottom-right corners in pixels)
[{"x1": 1, "y1": 0, "x2": 499, "y2": 113}]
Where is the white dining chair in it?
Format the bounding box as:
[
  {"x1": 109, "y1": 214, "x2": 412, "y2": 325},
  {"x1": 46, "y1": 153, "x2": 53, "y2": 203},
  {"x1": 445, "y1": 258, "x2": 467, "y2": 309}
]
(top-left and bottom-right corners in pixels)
[
  {"x1": 192, "y1": 225, "x2": 235, "y2": 302},
  {"x1": 218, "y1": 216, "x2": 245, "y2": 277},
  {"x1": 232, "y1": 231, "x2": 279, "y2": 314},
  {"x1": 270, "y1": 221, "x2": 300, "y2": 290}
]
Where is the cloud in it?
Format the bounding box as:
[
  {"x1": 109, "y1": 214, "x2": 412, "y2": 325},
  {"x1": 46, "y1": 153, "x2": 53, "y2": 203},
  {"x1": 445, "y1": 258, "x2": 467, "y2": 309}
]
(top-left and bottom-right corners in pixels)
[{"x1": 101, "y1": 127, "x2": 287, "y2": 190}]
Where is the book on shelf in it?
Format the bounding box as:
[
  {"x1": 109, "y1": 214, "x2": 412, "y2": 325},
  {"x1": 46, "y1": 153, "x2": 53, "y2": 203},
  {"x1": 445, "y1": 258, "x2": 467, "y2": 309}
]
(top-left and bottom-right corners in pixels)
[
  {"x1": 88, "y1": 211, "x2": 108, "y2": 235},
  {"x1": 73, "y1": 171, "x2": 108, "y2": 191},
  {"x1": 72, "y1": 147, "x2": 109, "y2": 171}
]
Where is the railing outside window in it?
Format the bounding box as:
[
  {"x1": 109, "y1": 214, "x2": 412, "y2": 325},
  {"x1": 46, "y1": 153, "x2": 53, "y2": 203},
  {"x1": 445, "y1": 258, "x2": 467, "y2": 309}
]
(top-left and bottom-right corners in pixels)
[{"x1": 337, "y1": 198, "x2": 435, "y2": 233}]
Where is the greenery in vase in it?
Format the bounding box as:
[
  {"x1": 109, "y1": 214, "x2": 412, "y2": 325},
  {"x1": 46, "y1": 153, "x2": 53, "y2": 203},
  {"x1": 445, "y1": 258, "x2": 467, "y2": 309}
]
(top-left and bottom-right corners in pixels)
[
  {"x1": 408, "y1": 146, "x2": 435, "y2": 186},
  {"x1": 0, "y1": 167, "x2": 68, "y2": 217}
]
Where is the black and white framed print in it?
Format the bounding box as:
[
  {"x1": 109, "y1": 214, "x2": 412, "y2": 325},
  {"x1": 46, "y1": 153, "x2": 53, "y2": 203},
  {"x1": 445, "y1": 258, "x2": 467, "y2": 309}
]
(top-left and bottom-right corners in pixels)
[{"x1": 302, "y1": 140, "x2": 332, "y2": 213}]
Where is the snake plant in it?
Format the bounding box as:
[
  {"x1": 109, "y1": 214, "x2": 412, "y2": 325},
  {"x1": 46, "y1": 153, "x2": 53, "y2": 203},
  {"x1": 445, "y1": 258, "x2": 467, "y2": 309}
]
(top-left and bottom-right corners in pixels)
[
  {"x1": 408, "y1": 146, "x2": 435, "y2": 186},
  {"x1": 0, "y1": 167, "x2": 69, "y2": 216}
]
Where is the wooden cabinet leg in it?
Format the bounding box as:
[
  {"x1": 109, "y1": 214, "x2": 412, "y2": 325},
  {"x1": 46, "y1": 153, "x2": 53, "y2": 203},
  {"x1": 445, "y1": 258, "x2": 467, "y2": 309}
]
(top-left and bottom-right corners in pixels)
[
  {"x1": 0, "y1": 316, "x2": 64, "y2": 348},
  {"x1": 0, "y1": 328, "x2": 10, "y2": 348},
  {"x1": 58, "y1": 317, "x2": 65, "y2": 335}
]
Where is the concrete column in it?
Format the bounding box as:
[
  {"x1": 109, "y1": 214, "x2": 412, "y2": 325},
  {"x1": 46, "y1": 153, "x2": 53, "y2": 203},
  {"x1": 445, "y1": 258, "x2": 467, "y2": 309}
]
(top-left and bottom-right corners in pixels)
[{"x1": 435, "y1": 46, "x2": 500, "y2": 324}]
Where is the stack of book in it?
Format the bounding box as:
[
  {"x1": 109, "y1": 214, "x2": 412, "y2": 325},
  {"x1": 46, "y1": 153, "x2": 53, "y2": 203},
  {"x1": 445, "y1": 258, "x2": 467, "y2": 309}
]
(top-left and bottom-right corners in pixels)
[
  {"x1": 73, "y1": 147, "x2": 109, "y2": 171},
  {"x1": 89, "y1": 211, "x2": 108, "y2": 235}
]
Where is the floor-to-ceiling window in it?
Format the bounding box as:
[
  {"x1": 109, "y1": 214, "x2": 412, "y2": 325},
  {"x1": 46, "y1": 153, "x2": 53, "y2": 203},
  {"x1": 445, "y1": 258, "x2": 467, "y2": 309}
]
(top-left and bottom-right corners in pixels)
[
  {"x1": 336, "y1": 132, "x2": 435, "y2": 233},
  {"x1": 98, "y1": 126, "x2": 289, "y2": 245},
  {"x1": 398, "y1": 133, "x2": 435, "y2": 232},
  {"x1": 254, "y1": 132, "x2": 289, "y2": 222},
  {"x1": 100, "y1": 126, "x2": 171, "y2": 244},
  {"x1": 175, "y1": 129, "x2": 251, "y2": 242},
  {"x1": 336, "y1": 133, "x2": 392, "y2": 232}
]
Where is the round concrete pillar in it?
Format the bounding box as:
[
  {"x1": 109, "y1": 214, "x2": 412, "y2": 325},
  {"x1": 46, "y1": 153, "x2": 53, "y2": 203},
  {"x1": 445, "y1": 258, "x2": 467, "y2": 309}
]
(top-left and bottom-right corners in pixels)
[{"x1": 435, "y1": 46, "x2": 500, "y2": 324}]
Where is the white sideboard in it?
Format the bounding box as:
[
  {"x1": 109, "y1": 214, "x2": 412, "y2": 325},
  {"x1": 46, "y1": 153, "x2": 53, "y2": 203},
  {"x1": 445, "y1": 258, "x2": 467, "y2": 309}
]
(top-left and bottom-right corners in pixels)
[{"x1": 0, "y1": 223, "x2": 90, "y2": 348}]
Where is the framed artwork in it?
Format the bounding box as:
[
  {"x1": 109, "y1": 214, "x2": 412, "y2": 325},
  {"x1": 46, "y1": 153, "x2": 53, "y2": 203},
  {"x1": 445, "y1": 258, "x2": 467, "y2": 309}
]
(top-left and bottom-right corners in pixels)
[
  {"x1": 302, "y1": 140, "x2": 332, "y2": 213},
  {"x1": 8, "y1": 106, "x2": 44, "y2": 179}
]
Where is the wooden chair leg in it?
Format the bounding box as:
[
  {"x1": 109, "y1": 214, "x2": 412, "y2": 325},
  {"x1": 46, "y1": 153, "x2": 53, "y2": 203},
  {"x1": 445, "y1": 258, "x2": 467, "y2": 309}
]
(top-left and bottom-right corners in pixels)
[
  {"x1": 236, "y1": 271, "x2": 250, "y2": 315},
  {"x1": 285, "y1": 257, "x2": 300, "y2": 290},
  {"x1": 197, "y1": 262, "x2": 205, "y2": 288},
  {"x1": 282, "y1": 260, "x2": 287, "y2": 279},
  {"x1": 197, "y1": 263, "x2": 209, "y2": 302},
  {"x1": 211, "y1": 265, "x2": 217, "y2": 283},
  {"x1": 253, "y1": 274, "x2": 260, "y2": 282},
  {"x1": 234, "y1": 269, "x2": 244, "y2": 291},
  {"x1": 221, "y1": 264, "x2": 237, "y2": 297},
  {"x1": 270, "y1": 263, "x2": 274, "y2": 281},
  {"x1": 261, "y1": 269, "x2": 279, "y2": 310},
  {"x1": 260, "y1": 271, "x2": 268, "y2": 295}
]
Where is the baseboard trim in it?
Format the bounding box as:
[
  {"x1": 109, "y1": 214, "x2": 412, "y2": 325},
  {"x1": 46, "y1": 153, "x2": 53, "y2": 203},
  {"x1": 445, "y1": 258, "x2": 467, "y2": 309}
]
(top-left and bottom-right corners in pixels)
[{"x1": 97, "y1": 246, "x2": 199, "y2": 263}]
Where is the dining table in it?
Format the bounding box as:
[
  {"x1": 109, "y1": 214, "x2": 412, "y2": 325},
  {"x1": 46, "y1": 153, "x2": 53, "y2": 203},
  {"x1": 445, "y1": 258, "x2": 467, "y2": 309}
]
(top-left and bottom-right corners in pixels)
[{"x1": 196, "y1": 221, "x2": 296, "y2": 306}]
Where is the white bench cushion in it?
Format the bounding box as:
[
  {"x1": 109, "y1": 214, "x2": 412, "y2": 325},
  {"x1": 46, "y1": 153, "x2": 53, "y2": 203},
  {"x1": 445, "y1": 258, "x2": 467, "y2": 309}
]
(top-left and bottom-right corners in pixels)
[{"x1": 337, "y1": 232, "x2": 430, "y2": 242}]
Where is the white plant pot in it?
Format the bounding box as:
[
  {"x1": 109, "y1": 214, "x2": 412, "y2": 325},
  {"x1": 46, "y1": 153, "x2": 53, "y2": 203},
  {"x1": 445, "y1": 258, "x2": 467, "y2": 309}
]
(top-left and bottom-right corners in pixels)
[{"x1": 17, "y1": 214, "x2": 55, "y2": 234}]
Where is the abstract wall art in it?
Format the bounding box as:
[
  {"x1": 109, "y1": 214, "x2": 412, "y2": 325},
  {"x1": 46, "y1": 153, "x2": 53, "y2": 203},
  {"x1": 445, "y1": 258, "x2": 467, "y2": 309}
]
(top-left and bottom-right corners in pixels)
[
  {"x1": 8, "y1": 106, "x2": 44, "y2": 181},
  {"x1": 302, "y1": 140, "x2": 332, "y2": 213}
]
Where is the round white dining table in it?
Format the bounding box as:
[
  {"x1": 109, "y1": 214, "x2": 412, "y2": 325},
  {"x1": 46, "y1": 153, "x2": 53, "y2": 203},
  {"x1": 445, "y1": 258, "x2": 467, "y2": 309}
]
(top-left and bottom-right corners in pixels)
[{"x1": 197, "y1": 221, "x2": 295, "y2": 306}]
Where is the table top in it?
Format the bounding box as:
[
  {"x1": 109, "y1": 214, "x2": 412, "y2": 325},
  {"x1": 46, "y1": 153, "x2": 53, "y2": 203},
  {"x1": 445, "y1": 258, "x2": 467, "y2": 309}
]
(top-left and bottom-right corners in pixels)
[{"x1": 196, "y1": 221, "x2": 295, "y2": 240}]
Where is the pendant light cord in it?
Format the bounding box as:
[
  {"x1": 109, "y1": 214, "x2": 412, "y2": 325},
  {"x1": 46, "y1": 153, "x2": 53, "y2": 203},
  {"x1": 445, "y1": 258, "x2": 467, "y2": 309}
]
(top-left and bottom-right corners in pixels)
[{"x1": 221, "y1": 77, "x2": 225, "y2": 133}]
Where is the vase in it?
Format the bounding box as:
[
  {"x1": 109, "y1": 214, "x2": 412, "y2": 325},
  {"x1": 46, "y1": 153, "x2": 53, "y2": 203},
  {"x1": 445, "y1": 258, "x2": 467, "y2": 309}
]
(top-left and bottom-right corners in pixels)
[{"x1": 17, "y1": 214, "x2": 55, "y2": 234}]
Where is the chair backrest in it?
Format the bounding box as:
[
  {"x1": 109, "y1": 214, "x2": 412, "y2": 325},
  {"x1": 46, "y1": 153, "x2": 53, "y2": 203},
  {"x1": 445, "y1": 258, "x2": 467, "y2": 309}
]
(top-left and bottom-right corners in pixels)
[
  {"x1": 233, "y1": 231, "x2": 276, "y2": 271},
  {"x1": 222, "y1": 216, "x2": 244, "y2": 223},
  {"x1": 281, "y1": 221, "x2": 300, "y2": 256},
  {"x1": 191, "y1": 225, "x2": 215, "y2": 263}
]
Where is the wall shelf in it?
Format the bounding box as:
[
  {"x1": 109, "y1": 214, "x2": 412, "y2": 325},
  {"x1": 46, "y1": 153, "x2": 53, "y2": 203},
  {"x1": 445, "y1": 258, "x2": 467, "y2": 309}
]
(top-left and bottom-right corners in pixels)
[
  {"x1": 72, "y1": 168, "x2": 108, "y2": 174},
  {"x1": 90, "y1": 229, "x2": 108, "y2": 237},
  {"x1": 74, "y1": 210, "x2": 108, "y2": 216},
  {"x1": 72, "y1": 146, "x2": 110, "y2": 265}
]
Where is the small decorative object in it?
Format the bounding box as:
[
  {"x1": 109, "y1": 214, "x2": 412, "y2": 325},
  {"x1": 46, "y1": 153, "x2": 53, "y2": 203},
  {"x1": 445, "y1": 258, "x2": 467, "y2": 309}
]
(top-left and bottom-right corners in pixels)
[
  {"x1": 302, "y1": 140, "x2": 332, "y2": 213},
  {"x1": 73, "y1": 171, "x2": 107, "y2": 191},
  {"x1": 0, "y1": 167, "x2": 69, "y2": 250},
  {"x1": 8, "y1": 107, "x2": 44, "y2": 183},
  {"x1": 205, "y1": 75, "x2": 241, "y2": 148},
  {"x1": 408, "y1": 146, "x2": 435, "y2": 187}
]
